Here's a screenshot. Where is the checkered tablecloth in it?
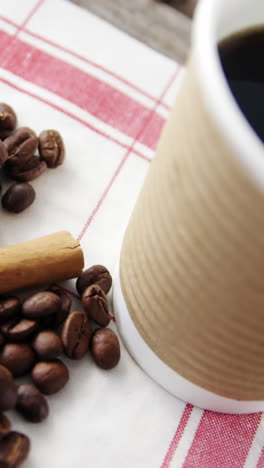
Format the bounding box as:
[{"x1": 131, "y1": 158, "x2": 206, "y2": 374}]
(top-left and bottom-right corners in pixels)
[{"x1": 0, "y1": 1, "x2": 263, "y2": 467}]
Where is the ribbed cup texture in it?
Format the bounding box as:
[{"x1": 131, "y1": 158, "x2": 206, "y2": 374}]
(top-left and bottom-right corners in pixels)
[{"x1": 120, "y1": 56, "x2": 264, "y2": 401}]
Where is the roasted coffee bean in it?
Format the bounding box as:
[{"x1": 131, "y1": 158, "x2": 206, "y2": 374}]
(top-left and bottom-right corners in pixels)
[
  {"x1": 4, "y1": 155, "x2": 26, "y2": 178},
  {"x1": 22, "y1": 291, "x2": 61, "y2": 319},
  {"x1": 0, "y1": 343, "x2": 36, "y2": 377},
  {"x1": 0, "y1": 333, "x2": 5, "y2": 348},
  {"x1": 16, "y1": 384, "x2": 49, "y2": 423},
  {"x1": 0, "y1": 431, "x2": 30, "y2": 468},
  {"x1": 76, "y1": 265, "x2": 112, "y2": 296},
  {"x1": 0, "y1": 129, "x2": 13, "y2": 140},
  {"x1": 46, "y1": 284, "x2": 72, "y2": 326},
  {"x1": 91, "y1": 328, "x2": 120, "y2": 370},
  {"x1": 32, "y1": 359, "x2": 69, "y2": 395},
  {"x1": 0, "y1": 364, "x2": 12, "y2": 380},
  {"x1": 61, "y1": 311, "x2": 91, "y2": 359},
  {"x1": 82, "y1": 284, "x2": 110, "y2": 327},
  {"x1": 0, "y1": 140, "x2": 8, "y2": 167},
  {"x1": 0, "y1": 103, "x2": 17, "y2": 135},
  {"x1": 1, "y1": 318, "x2": 37, "y2": 341},
  {"x1": 4, "y1": 127, "x2": 38, "y2": 162},
  {"x1": 0, "y1": 129, "x2": 13, "y2": 142},
  {"x1": 0, "y1": 413, "x2": 11, "y2": 439},
  {"x1": 6, "y1": 155, "x2": 47, "y2": 182},
  {"x1": 2, "y1": 183, "x2": 36, "y2": 213},
  {"x1": 0, "y1": 296, "x2": 21, "y2": 321},
  {"x1": 39, "y1": 129, "x2": 65, "y2": 168},
  {"x1": 32, "y1": 331, "x2": 63, "y2": 360},
  {"x1": 0, "y1": 364, "x2": 17, "y2": 411}
]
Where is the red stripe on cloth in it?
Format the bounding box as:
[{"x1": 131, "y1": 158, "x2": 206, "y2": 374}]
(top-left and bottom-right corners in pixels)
[
  {"x1": 0, "y1": 1, "x2": 45, "y2": 81},
  {"x1": 0, "y1": 31, "x2": 165, "y2": 150},
  {"x1": 22, "y1": 28, "x2": 171, "y2": 112},
  {"x1": 0, "y1": 0, "x2": 44, "y2": 31},
  {"x1": 0, "y1": 16, "x2": 18, "y2": 28},
  {"x1": 160, "y1": 404, "x2": 193, "y2": 468},
  {"x1": 0, "y1": 76, "x2": 150, "y2": 163},
  {"x1": 77, "y1": 65, "x2": 180, "y2": 241},
  {"x1": 77, "y1": 151, "x2": 130, "y2": 241},
  {"x1": 256, "y1": 448, "x2": 264, "y2": 468},
  {"x1": 20, "y1": 0, "x2": 46, "y2": 30},
  {"x1": 0, "y1": 14, "x2": 170, "y2": 111},
  {"x1": 182, "y1": 411, "x2": 261, "y2": 468}
]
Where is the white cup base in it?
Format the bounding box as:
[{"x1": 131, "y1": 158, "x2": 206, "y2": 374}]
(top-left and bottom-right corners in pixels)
[{"x1": 113, "y1": 273, "x2": 264, "y2": 414}]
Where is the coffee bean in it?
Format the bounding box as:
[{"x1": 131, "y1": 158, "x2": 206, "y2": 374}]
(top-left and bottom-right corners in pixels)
[
  {"x1": 2, "y1": 183, "x2": 36, "y2": 213},
  {"x1": 39, "y1": 129, "x2": 65, "y2": 168},
  {"x1": 22, "y1": 292, "x2": 61, "y2": 319},
  {"x1": 16, "y1": 384, "x2": 49, "y2": 423},
  {"x1": 0, "y1": 431, "x2": 30, "y2": 468},
  {"x1": 0, "y1": 365, "x2": 17, "y2": 411},
  {"x1": 0, "y1": 140, "x2": 8, "y2": 167},
  {"x1": 91, "y1": 328, "x2": 120, "y2": 370},
  {"x1": 32, "y1": 331, "x2": 63, "y2": 360},
  {"x1": 0, "y1": 103, "x2": 17, "y2": 136},
  {"x1": 0, "y1": 129, "x2": 14, "y2": 140},
  {"x1": 0, "y1": 333, "x2": 5, "y2": 348},
  {"x1": 46, "y1": 284, "x2": 72, "y2": 326},
  {"x1": 0, "y1": 131, "x2": 13, "y2": 141},
  {"x1": 82, "y1": 284, "x2": 110, "y2": 327},
  {"x1": 0, "y1": 413, "x2": 11, "y2": 439},
  {"x1": 32, "y1": 359, "x2": 69, "y2": 395},
  {"x1": 61, "y1": 311, "x2": 91, "y2": 359},
  {"x1": 0, "y1": 364, "x2": 12, "y2": 380},
  {"x1": 6, "y1": 155, "x2": 47, "y2": 182},
  {"x1": 0, "y1": 343, "x2": 36, "y2": 377},
  {"x1": 4, "y1": 127, "x2": 38, "y2": 162},
  {"x1": 1, "y1": 318, "x2": 37, "y2": 341},
  {"x1": 76, "y1": 265, "x2": 112, "y2": 296},
  {"x1": 0, "y1": 296, "x2": 21, "y2": 321}
]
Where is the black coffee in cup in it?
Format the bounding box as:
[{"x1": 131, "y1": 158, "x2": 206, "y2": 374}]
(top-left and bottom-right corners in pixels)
[{"x1": 218, "y1": 26, "x2": 264, "y2": 142}]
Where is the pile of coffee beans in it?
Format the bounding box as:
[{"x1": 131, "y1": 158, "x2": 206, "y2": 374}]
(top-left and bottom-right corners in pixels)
[
  {"x1": 0, "y1": 103, "x2": 65, "y2": 213},
  {"x1": 0, "y1": 264, "x2": 120, "y2": 466}
]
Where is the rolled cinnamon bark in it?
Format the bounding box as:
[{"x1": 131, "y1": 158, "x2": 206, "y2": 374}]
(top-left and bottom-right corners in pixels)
[{"x1": 0, "y1": 231, "x2": 84, "y2": 294}]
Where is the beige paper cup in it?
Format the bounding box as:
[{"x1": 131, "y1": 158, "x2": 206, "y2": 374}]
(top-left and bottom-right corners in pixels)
[{"x1": 113, "y1": 0, "x2": 264, "y2": 413}]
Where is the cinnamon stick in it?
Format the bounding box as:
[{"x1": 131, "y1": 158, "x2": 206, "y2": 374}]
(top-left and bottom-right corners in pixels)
[{"x1": 0, "y1": 231, "x2": 84, "y2": 294}]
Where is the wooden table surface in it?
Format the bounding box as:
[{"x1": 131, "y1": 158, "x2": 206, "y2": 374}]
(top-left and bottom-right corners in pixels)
[{"x1": 69, "y1": 0, "x2": 196, "y2": 63}]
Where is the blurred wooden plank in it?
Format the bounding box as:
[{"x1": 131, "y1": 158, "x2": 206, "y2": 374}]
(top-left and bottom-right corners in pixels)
[
  {"x1": 157, "y1": 0, "x2": 197, "y2": 18},
  {"x1": 69, "y1": 0, "x2": 191, "y2": 63}
]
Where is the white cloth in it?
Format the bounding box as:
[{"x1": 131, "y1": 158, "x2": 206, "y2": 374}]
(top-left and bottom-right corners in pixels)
[{"x1": 0, "y1": 1, "x2": 262, "y2": 467}]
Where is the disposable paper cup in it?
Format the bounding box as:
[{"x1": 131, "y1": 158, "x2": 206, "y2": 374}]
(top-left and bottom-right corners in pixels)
[{"x1": 113, "y1": 0, "x2": 264, "y2": 414}]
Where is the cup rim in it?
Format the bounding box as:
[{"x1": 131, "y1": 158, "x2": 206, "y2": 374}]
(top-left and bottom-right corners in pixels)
[{"x1": 193, "y1": 0, "x2": 264, "y2": 190}]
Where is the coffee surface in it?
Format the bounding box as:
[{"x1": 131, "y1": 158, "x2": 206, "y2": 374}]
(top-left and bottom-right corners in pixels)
[{"x1": 219, "y1": 26, "x2": 264, "y2": 142}]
